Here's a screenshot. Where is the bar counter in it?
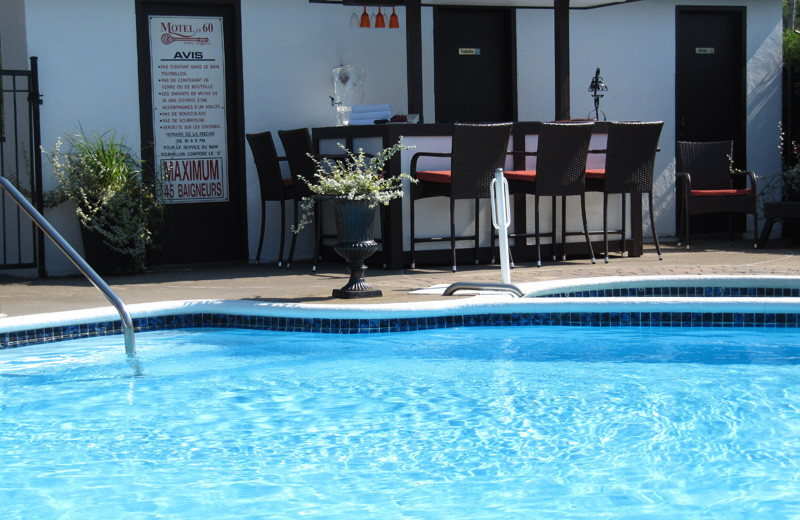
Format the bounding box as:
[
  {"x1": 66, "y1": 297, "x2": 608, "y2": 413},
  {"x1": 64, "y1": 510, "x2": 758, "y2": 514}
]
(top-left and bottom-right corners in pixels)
[{"x1": 312, "y1": 121, "x2": 643, "y2": 270}]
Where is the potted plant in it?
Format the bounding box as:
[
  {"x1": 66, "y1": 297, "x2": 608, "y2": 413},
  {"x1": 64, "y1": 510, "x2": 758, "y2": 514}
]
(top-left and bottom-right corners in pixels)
[
  {"x1": 45, "y1": 129, "x2": 162, "y2": 275},
  {"x1": 295, "y1": 139, "x2": 414, "y2": 298}
]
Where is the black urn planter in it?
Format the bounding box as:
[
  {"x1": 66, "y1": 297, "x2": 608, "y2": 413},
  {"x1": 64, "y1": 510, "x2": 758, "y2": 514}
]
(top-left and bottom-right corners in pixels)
[
  {"x1": 80, "y1": 225, "x2": 137, "y2": 276},
  {"x1": 328, "y1": 197, "x2": 382, "y2": 299}
]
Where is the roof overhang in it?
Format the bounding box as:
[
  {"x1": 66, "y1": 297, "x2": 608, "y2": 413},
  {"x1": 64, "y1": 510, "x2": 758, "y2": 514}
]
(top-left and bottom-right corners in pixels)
[{"x1": 311, "y1": 0, "x2": 642, "y2": 9}]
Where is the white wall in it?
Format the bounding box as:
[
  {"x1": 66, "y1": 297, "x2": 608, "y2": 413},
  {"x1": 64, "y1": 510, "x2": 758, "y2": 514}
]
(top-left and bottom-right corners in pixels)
[
  {"x1": 24, "y1": 0, "x2": 142, "y2": 275},
  {"x1": 520, "y1": 0, "x2": 782, "y2": 239},
  {"x1": 0, "y1": 0, "x2": 29, "y2": 68},
  {"x1": 241, "y1": 0, "x2": 408, "y2": 263},
  {"x1": 16, "y1": 0, "x2": 783, "y2": 274}
]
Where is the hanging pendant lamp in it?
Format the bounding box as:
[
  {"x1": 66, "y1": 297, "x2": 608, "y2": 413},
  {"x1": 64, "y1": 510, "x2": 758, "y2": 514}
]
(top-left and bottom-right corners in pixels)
[
  {"x1": 375, "y1": 6, "x2": 386, "y2": 28},
  {"x1": 389, "y1": 6, "x2": 400, "y2": 29},
  {"x1": 359, "y1": 5, "x2": 370, "y2": 28}
]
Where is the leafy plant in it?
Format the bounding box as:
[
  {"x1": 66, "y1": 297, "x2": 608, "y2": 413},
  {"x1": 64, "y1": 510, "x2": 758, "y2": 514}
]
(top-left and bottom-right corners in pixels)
[
  {"x1": 293, "y1": 139, "x2": 415, "y2": 232},
  {"x1": 44, "y1": 129, "x2": 162, "y2": 270}
]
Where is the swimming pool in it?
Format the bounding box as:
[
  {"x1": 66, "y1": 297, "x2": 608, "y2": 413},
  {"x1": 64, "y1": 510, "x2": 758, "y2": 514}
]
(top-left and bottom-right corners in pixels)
[{"x1": 2, "y1": 325, "x2": 799, "y2": 518}]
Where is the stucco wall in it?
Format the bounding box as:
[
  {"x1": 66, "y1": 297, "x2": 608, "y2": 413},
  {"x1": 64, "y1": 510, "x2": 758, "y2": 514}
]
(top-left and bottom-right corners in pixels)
[
  {"x1": 0, "y1": 0, "x2": 29, "y2": 68},
  {"x1": 16, "y1": 0, "x2": 783, "y2": 275}
]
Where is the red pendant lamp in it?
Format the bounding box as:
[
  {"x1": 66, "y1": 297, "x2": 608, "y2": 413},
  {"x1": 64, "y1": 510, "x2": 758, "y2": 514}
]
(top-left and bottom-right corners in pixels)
[
  {"x1": 359, "y1": 5, "x2": 370, "y2": 28},
  {"x1": 375, "y1": 6, "x2": 386, "y2": 28},
  {"x1": 389, "y1": 6, "x2": 400, "y2": 29}
]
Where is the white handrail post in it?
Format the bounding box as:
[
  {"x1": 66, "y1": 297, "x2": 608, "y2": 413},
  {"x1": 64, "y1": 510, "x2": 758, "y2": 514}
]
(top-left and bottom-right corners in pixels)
[{"x1": 490, "y1": 167, "x2": 512, "y2": 285}]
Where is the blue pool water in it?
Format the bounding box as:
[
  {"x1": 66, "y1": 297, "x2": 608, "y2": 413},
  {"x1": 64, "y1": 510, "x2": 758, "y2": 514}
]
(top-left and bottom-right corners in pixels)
[{"x1": 1, "y1": 326, "x2": 800, "y2": 519}]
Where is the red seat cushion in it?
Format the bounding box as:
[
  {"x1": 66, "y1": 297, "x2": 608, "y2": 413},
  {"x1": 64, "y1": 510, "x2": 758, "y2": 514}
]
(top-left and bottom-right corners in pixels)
[
  {"x1": 585, "y1": 168, "x2": 605, "y2": 179},
  {"x1": 504, "y1": 170, "x2": 536, "y2": 182},
  {"x1": 691, "y1": 188, "x2": 752, "y2": 197},
  {"x1": 417, "y1": 170, "x2": 452, "y2": 184}
]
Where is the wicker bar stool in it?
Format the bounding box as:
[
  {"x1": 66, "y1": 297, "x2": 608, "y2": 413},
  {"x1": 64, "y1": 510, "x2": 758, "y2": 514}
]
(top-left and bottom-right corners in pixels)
[
  {"x1": 601, "y1": 121, "x2": 664, "y2": 262},
  {"x1": 409, "y1": 123, "x2": 512, "y2": 272},
  {"x1": 279, "y1": 128, "x2": 350, "y2": 271},
  {"x1": 675, "y1": 140, "x2": 758, "y2": 249},
  {"x1": 504, "y1": 122, "x2": 596, "y2": 266},
  {"x1": 245, "y1": 131, "x2": 293, "y2": 266}
]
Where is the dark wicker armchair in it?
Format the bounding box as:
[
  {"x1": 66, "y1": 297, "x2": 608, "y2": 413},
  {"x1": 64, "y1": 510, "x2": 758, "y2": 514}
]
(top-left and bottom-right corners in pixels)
[
  {"x1": 278, "y1": 128, "x2": 335, "y2": 271},
  {"x1": 245, "y1": 131, "x2": 293, "y2": 266},
  {"x1": 409, "y1": 123, "x2": 512, "y2": 272},
  {"x1": 602, "y1": 121, "x2": 664, "y2": 262},
  {"x1": 504, "y1": 122, "x2": 596, "y2": 266},
  {"x1": 675, "y1": 140, "x2": 758, "y2": 249}
]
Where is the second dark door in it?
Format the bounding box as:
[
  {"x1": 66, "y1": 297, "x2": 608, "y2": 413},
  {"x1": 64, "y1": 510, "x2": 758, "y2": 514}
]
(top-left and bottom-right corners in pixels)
[
  {"x1": 675, "y1": 7, "x2": 746, "y2": 234},
  {"x1": 434, "y1": 7, "x2": 516, "y2": 123}
]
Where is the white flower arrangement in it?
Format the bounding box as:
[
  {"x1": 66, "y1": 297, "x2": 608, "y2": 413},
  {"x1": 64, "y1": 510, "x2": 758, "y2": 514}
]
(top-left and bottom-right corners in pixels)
[{"x1": 293, "y1": 138, "x2": 415, "y2": 232}]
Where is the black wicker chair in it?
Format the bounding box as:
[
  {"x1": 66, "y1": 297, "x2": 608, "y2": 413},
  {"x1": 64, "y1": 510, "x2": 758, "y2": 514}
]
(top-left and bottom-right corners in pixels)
[
  {"x1": 278, "y1": 128, "x2": 331, "y2": 271},
  {"x1": 409, "y1": 123, "x2": 512, "y2": 272},
  {"x1": 245, "y1": 131, "x2": 293, "y2": 266},
  {"x1": 504, "y1": 122, "x2": 596, "y2": 266},
  {"x1": 601, "y1": 121, "x2": 664, "y2": 262},
  {"x1": 675, "y1": 140, "x2": 758, "y2": 249}
]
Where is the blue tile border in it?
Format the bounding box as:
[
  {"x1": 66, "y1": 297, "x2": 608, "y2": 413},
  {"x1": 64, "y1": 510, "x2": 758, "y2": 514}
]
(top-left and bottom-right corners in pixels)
[
  {"x1": 2, "y1": 309, "x2": 800, "y2": 350},
  {"x1": 541, "y1": 286, "x2": 800, "y2": 298}
]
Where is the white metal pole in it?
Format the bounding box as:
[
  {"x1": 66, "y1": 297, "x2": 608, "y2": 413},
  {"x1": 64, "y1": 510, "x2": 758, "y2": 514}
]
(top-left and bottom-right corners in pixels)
[{"x1": 490, "y1": 168, "x2": 512, "y2": 284}]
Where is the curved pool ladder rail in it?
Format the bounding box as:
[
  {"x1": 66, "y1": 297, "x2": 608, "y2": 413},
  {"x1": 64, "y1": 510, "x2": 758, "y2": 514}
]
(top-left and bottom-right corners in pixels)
[
  {"x1": 0, "y1": 176, "x2": 136, "y2": 357},
  {"x1": 443, "y1": 281, "x2": 525, "y2": 298}
]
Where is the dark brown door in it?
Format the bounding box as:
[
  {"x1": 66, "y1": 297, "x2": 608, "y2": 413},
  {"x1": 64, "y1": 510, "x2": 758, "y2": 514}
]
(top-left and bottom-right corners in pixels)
[
  {"x1": 136, "y1": 0, "x2": 247, "y2": 265},
  {"x1": 676, "y1": 7, "x2": 746, "y2": 234},
  {"x1": 434, "y1": 7, "x2": 516, "y2": 123}
]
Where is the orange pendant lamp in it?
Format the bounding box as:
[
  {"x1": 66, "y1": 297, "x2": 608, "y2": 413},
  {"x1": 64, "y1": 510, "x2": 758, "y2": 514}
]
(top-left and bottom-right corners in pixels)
[
  {"x1": 389, "y1": 6, "x2": 400, "y2": 29},
  {"x1": 359, "y1": 5, "x2": 370, "y2": 28},
  {"x1": 375, "y1": 6, "x2": 386, "y2": 28}
]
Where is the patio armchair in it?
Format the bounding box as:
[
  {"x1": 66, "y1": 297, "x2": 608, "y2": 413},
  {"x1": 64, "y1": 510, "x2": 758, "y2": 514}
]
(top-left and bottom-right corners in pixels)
[
  {"x1": 675, "y1": 140, "x2": 758, "y2": 249},
  {"x1": 245, "y1": 131, "x2": 293, "y2": 266},
  {"x1": 601, "y1": 121, "x2": 664, "y2": 262},
  {"x1": 504, "y1": 122, "x2": 596, "y2": 266},
  {"x1": 278, "y1": 127, "x2": 337, "y2": 271},
  {"x1": 409, "y1": 122, "x2": 512, "y2": 272}
]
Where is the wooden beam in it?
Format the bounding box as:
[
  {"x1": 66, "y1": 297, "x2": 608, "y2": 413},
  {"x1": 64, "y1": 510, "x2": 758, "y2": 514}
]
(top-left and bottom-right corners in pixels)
[
  {"x1": 405, "y1": 0, "x2": 423, "y2": 122},
  {"x1": 554, "y1": 0, "x2": 570, "y2": 120}
]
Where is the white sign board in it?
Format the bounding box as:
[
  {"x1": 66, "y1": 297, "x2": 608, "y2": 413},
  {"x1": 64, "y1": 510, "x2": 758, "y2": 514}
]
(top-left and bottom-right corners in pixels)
[{"x1": 150, "y1": 16, "x2": 228, "y2": 203}]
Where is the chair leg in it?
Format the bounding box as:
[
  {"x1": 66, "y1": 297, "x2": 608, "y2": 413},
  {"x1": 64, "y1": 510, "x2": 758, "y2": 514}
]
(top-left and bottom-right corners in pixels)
[
  {"x1": 379, "y1": 205, "x2": 387, "y2": 268},
  {"x1": 287, "y1": 199, "x2": 300, "y2": 269},
  {"x1": 535, "y1": 195, "x2": 542, "y2": 267},
  {"x1": 561, "y1": 195, "x2": 567, "y2": 261},
  {"x1": 752, "y1": 209, "x2": 759, "y2": 249},
  {"x1": 312, "y1": 200, "x2": 322, "y2": 273},
  {"x1": 410, "y1": 195, "x2": 416, "y2": 269},
  {"x1": 551, "y1": 196, "x2": 557, "y2": 261},
  {"x1": 603, "y1": 193, "x2": 609, "y2": 264},
  {"x1": 580, "y1": 193, "x2": 596, "y2": 264},
  {"x1": 474, "y1": 198, "x2": 480, "y2": 265},
  {"x1": 278, "y1": 199, "x2": 287, "y2": 267},
  {"x1": 450, "y1": 197, "x2": 457, "y2": 272},
  {"x1": 648, "y1": 192, "x2": 662, "y2": 260},
  {"x1": 620, "y1": 193, "x2": 627, "y2": 257},
  {"x1": 256, "y1": 201, "x2": 267, "y2": 265},
  {"x1": 684, "y1": 198, "x2": 691, "y2": 250},
  {"x1": 490, "y1": 202, "x2": 496, "y2": 265}
]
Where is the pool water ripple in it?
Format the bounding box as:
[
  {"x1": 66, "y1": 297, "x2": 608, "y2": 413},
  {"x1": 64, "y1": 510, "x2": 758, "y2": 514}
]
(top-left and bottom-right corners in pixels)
[{"x1": 1, "y1": 326, "x2": 800, "y2": 518}]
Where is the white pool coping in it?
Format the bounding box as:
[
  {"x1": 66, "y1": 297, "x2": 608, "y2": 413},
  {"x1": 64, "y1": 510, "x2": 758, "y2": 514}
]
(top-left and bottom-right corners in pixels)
[{"x1": 2, "y1": 274, "x2": 800, "y2": 334}]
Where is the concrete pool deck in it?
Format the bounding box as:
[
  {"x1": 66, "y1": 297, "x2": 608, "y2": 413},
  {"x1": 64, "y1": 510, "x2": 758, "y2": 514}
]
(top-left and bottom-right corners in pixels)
[{"x1": 1, "y1": 238, "x2": 799, "y2": 318}]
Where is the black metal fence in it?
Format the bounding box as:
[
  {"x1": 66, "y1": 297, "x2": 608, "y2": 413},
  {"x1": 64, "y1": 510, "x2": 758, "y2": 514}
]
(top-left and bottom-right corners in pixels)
[{"x1": 0, "y1": 56, "x2": 44, "y2": 276}]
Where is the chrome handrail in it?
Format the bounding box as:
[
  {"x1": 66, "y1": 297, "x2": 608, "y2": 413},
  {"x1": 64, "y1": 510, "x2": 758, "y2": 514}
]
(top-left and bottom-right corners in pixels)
[
  {"x1": 0, "y1": 176, "x2": 136, "y2": 356},
  {"x1": 443, "y1": 281, "x2": 524, "y2": 298}
]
